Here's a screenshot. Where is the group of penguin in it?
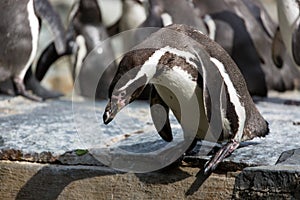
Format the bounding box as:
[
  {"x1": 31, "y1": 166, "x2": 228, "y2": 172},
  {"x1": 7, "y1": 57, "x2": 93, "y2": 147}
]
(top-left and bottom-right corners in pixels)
[{"x1": 1, "y1": 0, "x2": 299, "y2": 174}]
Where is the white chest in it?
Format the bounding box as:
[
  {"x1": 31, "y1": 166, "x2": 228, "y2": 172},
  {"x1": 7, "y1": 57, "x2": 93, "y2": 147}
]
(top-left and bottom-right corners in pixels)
[
  {"x1": 151, "y1": 66, "x2": 209, "y2": 140},
  {"x1": 18, "y1": 0, "x2": 40, "y2": 79}
]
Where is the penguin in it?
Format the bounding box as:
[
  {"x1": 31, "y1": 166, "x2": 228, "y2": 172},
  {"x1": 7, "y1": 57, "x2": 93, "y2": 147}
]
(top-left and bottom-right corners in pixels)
[
  {"x1": 119, "y1": 0, "x2": 148, "y2": 31},
  {"x1": 0, "y1": 0, "x2": 66, "y2": 101},
  {"x1": 192, "y1": 0, "x2": 300, "y2": 95},
  {"x1": 35, "y1": 0, "x2": 117, "y2": 99},
  {"x1": 277, "y1": 0, "x2": 300, "y2": 66},
  {"x1": 103, "y1": 24, "x2": 269, "y2": 174},
  {"x1": 138, "y1": 0, "x2": 207, "y2": 33},
  {"x1": 106, "y1": 0, "x2": 148, "y2": 36}
]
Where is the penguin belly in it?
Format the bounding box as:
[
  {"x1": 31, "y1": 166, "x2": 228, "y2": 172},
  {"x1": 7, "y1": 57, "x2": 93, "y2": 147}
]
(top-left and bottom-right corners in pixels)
[
  {"x1": 0, "y1": 0, "x2": 39, "y2": 81},
  {"x1": 151, "y1": 67, "x2": 209, "y2": 141}
]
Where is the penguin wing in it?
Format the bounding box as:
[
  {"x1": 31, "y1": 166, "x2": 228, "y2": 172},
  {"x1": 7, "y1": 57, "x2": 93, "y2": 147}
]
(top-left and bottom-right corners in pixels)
[
  {"x1": 271, "y1": 28, "x2": 285, "y2": 68},
  {"x1": 150, "y1": 86, "x2": 173, "y2": 142},
  {"x1": 292, "y1": 23, "x2": 300, "y2": 66},
  {"x1": 35, "y1": 42, "x2": 59, "y2": 81},
  {"x1": 35, "y1": 38, "x2": 76, "y2": 81},
  {"x1": 34, "y1": 0, "x2": 67, "y2": 54},
  {"x1": 192, "y1": 45, "x2": 224, "y2": 125}
]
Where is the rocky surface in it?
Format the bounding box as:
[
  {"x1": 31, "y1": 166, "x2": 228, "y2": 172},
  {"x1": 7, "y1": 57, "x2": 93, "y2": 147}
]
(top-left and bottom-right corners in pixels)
[
  {"x1": 0, "y1": 91, "x2": 300, "y2": 172},
  {"x1": 0, "y1": 161, "x2": 238, "y2": 200},
  {"x1": 275, "y1": 148, "x2": 300, "y2": 166},
  {"x1": 0, "y1": 91, "x2": 299, "y2": 199},
  {"x1": 232, "y1": 165, "x2": 300, "y2": 199}
]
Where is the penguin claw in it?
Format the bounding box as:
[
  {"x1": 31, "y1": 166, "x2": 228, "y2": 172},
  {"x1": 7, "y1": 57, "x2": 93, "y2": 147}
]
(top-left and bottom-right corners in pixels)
[
  {"x1": 13, "y1": 78, "x2": 43, "y2": 102},
  {"x1": 20, "y1": 90, "x2": 43, "y2": 102},
  {"x1": 25, "y1": 71, "x2": 62, "y2": 99},
  {"x1": 204, "y1": 140, "x2": 239, "y2": 174}
]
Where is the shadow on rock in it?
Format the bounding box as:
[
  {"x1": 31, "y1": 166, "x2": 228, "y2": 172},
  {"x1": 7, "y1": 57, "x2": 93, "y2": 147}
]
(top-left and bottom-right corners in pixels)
[{"x1": 15, "y1": 165, "x2": 120, "y2": 200}]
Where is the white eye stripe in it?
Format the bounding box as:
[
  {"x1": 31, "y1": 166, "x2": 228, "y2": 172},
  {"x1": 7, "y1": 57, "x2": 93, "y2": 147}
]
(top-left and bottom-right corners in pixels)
[{"x1": 118, "y1": 46, "x2": 198, "y2": 91}]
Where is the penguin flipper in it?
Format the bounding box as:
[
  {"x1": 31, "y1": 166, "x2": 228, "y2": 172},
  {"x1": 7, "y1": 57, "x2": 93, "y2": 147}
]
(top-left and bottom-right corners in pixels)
[
  {"x1": 36, "y1": 39, "x2": 75, "y2": 81},
  {"x1": 34, "y1": 0, "x2": 66, "y2": 54},
  {"x1": 292, "y1": 24, "x2": 300, "y2": 66},
  {"x1": 204, "y1": 139, "x2": 239, "y2": 174},
  {"x1": 150, "y1": 86, "x2": 173, "y2": 142},
  {"x1": 271, "y1": 28, "x2": 285, "y2": 68},
  {"x1": 35, "y1": 42, "x2": 59, "y2": 81}
]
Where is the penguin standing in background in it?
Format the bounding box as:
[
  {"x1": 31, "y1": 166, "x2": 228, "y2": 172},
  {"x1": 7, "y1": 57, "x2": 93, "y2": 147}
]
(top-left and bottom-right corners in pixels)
[
  {"x1": 103, "y1": 24, "x2": 269, "y2": 174},
  {"x1": 106, "y1": 0, "x2": 148, "y2": 36},
  {"x1": 138, "y1": 0, "x2": 207, "y2": 33},
  {"x1": 193, "y1": 0, "x2": 300, "y2": 95},
  {"x1": 0, "y1": 0, "x2": 66, "y2": 101},
  {"x1": 119, "y1": 0, "x2": 148, "y2": 31},
  {"x1": 277, "y1": 0, "x2": 300, "y2": 66},
  {"x1": 35, "y1": 0, "x2": 117, "y2": 99},
  {"x1": 293, "y1": 22, "x2": 300, "y2": 66}
]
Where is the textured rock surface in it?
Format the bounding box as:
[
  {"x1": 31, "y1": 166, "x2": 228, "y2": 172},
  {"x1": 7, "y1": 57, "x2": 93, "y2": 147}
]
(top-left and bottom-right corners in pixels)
[
  {"x1": 0, "y1": 91, "x2": 300, "y2": 170},
  {"x1": 0, "y1": 91, "x2": 299, "y2": 199},
  {"x1": 0, "y1": 161, "x2": 238, "y2": 200},
  {"x1": 276, "y1": 148, "x2": 300, "y2": 165},
  {"x1": 232, "y1": 165, "x2": 300, "y2": 199}
]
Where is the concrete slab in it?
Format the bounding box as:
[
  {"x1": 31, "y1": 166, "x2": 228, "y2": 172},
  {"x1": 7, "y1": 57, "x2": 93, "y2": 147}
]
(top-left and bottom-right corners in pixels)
[{"x1": 0, "y1": 161, "x2": 238, "y2": 200}]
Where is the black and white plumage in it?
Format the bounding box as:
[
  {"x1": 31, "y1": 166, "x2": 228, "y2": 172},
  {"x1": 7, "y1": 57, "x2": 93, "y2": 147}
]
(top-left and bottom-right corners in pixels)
[
  {"x1": 193, "y1": 0, "x2": 300, "y2": 95},
  {"x1": 35, "y1": 0, "x2": 117, "y2": 99},
  {"x1": 277, "y1": 0, "x2": 300, "y2": 66},
  {"x1": 103, "y1": 24, "x2": 269, "y2": 174},
  {"x1": 0, "y1": 0, "x2": 66, "y2": 100},
  {"x1": 139, "y1": 0, "x2": 206, "y2": 32}
]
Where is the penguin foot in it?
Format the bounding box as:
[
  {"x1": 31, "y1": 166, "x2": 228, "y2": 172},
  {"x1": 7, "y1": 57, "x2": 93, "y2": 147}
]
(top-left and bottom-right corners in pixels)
[
  {"x1": 204, "y1": 140, "x2": 239, "y2": 174},
  {"x1": 25, "y1": 73, "x2": 63, "y2": 99},
  {"x1": 13, "y1": 77, "x2": 43, "y2": 102},
  {"x1": 0, "y1": 79, "x2": 16, "y2": 96}
]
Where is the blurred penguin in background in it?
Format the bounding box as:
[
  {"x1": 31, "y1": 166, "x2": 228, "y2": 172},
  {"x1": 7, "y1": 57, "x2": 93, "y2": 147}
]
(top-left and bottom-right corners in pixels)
[
  {"x1": 35, "y1": 0, "x2": 117, "y2": 99},
  {"x1": 0, "y1": 0, "x2": 66, "y2": 100},
  {"x1": 276, "y1": 0, "x2": 300, "y2": 67},
  {"x1": 192, "y1": 0, "x2": 300, "y2": 96}
]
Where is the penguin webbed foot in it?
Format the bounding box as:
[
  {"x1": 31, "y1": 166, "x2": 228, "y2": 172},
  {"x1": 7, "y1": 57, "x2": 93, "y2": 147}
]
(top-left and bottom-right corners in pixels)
[
  {"x1": 25, "y1": 70, "x2": 63, "y2": 100},
  {"x1": 204, "y1": 139, "x2": 239, "y2": 174},
  {"x1": 13, "y1": 77, "x2": 43, "y2": 102}
]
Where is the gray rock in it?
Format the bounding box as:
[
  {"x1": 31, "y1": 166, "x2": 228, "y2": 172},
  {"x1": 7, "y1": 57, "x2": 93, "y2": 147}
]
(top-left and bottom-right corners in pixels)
[
  {"x1": 0, "y1": 90, "x2": 299, "y2": 172},
  {"x1": 276, "y1": 148, "x2": 300, "y2": 165},
  {"x1": 0, "y1": 136, "x2": 4, "y2": 147},
  {"x1": 232, "y1": 165, "x2": 300, "y2": 199}
]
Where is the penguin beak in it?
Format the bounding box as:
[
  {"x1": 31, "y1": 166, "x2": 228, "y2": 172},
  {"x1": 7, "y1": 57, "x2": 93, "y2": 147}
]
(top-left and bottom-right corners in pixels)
[
  {"x1": 103, "y1": 110, "x2": 114, "y2": 124},
  {"x1": 103, "y1": 103, "x2": 117, "y2": 125},
  {"x1": 103, "y1": 100, "x2": 126, "y2": 124}
]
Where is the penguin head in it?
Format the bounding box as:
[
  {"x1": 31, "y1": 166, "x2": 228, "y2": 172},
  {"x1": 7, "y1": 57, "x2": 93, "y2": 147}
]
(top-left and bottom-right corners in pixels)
[{"x1": 103, "y1": 49, "x2": 156, "y2": 124}]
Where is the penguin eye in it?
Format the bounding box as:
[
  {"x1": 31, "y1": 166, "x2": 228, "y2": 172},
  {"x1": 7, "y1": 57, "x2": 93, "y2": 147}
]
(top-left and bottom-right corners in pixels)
[{"x1": 120, "y1": 91, "x2": 126, "y2": 97}]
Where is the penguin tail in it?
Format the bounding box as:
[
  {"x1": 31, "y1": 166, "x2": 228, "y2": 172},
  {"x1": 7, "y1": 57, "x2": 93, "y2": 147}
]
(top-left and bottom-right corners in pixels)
[{"x1": 204, "y1": 139, "x2": 239, "y2": 174}]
